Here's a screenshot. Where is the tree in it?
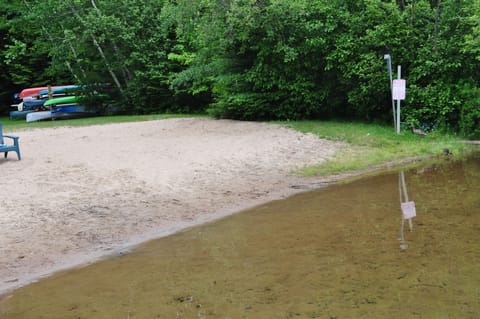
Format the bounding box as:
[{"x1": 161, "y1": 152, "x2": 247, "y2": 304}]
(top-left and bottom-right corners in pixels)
[
  {"x1": 0, "y1": 0, "x2": 69, "y2": 114},
  {"x1": 401, "y1": 0, "x2": 479, "y2": 132},
  {"x1": 2, "y1": 0, "x2": 478, "y2": 136}
]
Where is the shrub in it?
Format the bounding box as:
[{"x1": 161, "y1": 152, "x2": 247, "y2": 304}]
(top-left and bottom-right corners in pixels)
[{"x1": 459, "y1": 84, "x2": 480, "y2": 139}]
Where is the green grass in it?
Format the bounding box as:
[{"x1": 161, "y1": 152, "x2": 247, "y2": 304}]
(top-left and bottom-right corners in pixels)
[
  {"x1": 0, "y1": 113, "x2": 204, "y2": 131},
  {"x1": 281, "y1": 120, "x2": 473, "y2": 176}
]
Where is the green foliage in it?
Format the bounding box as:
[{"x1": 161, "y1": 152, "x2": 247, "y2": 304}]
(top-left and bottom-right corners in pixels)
[
  {"x1": 462, "y1": 0, "x2": 480, "y2": 62},
  {"x1": 0, "y1": 0, "x2": 211, "y2": 115},
  {"x1": 208, "y1": 92, "x2": 273, "y2": 120},
  {"x1": 327, "y1": 0, "x2": 404, "y2": 121},
  {"x1": 459, "y1": 84, "x2": 480, "y2": 139},
  {"x1": 404, "y1": 81, "x2": 462, "y2": 132},
  {"x1": 399, "y1": 0, "x2": 479, "y2": 136},
  {"x1": 177, "y1": 0, "x2": 480, "y2": 133},
  {"x1": 1, "y1": 0, "x2": 479, "y2": 136},
  {"x1": 0, "y1": 0, "x2": 54, "y2": 114},
  {"x1": 202, "y1": 0, "x2": 349, "y2": 120}
]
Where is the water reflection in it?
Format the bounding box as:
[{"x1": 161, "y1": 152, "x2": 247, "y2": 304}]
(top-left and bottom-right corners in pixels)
[{"x1": 398, "y1": 170, "x2": 416, "y2": 250}]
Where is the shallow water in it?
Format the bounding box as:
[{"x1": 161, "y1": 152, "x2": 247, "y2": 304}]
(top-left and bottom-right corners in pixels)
[{"x1": 1, "y1": 154, "x2": 479, "y2": 319}]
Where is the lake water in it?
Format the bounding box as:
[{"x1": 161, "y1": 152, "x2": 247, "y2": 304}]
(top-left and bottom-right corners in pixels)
[{"x1": 1, "y1": 153, "x2": 479, "y2": 319}]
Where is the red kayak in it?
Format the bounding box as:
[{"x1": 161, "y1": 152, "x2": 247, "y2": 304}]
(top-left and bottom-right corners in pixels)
[{"x1": 19, "y1": 85, "x2": 74, "y2": 99}]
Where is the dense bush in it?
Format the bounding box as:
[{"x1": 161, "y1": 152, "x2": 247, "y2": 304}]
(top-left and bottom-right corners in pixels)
[
  {"x1": 403, "y1": 82, "x2": 462, "y2": 132},
  {"x1": 459, "y1": 84, "x2": 480, "y2": 139},
  {"x1": 172, "y1": 0, "x2": 479, "y2": 137}
]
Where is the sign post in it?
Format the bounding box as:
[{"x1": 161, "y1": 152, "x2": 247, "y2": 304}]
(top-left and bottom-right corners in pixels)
[
  {"x1": 392, "y1": 66, "x2": 406, "y2": 134},
  {"x1": 384, "y1": 54, "x2": 396, "y2": 132}
]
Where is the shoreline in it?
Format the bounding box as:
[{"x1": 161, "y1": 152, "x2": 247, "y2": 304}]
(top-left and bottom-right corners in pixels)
[
  {"x1": 2, "y1": 118, "x2": 472, "y2": 296},
  {"x1": 1, "y1": 156, "x2": 439, "y2": 296},
  {"x1": 1, "y1": 118, "x2": 343, "y2": 295},
  {"x1": 2, "y1": 182, "x2": 327, "y2": 296}
]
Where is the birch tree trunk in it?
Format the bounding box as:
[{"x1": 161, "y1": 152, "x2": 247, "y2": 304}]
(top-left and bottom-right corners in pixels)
[
  {"x1": 58, "y1": 22, "x2": 88, "y2": 82},
  {"x1": 90, "y1": 0, "x2": 133, "y2": 85},
  {"x1": 434, "y1": 0, "x2": 442, "y2": 56},
  {"x1": 69, "y1": 3, "x2": 124, "y2": 94}
]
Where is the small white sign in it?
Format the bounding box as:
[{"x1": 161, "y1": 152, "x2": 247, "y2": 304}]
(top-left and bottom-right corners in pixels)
[
  {"x1": 392, "y1": 79, "x2": 406, "y2": 100},
  {"x1": 401, "y1": 201, "x2": 416, "y2": 219}
]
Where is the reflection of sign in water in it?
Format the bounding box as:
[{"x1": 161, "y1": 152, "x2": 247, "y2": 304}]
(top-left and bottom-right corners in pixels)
[
  {"x1": 401, "y1": 201, "x2": 416, "y2": 219},
  {"x1": 398, "y1": 171, "x2": 416, "y2": 250}
]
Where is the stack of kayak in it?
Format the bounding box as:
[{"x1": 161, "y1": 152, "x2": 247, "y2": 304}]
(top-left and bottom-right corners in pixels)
[
  {"x1": 26, "y1": 94, "x2": 102, "y2": 122},
  {"x1": 10, "y1": 84, "x2": 103, "y2": 122}
]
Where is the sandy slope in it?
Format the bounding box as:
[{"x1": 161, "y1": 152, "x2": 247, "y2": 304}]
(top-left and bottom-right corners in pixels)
[{"x1": 0, "y1": 117, "x2": 344, "y2": 294}]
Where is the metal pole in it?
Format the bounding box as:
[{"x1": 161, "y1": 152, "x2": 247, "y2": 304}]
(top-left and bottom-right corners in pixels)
[
  {"x1": 384, "y1": 54, "x2": 396, "y2": 132},
  {"x1": 396, "y1": 65, "x2": 401, "y2": 134}
]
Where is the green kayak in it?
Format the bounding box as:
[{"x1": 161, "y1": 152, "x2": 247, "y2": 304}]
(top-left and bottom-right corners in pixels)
[{"x1": 43, "y1": 95, "x2": 79, "y2": 107}]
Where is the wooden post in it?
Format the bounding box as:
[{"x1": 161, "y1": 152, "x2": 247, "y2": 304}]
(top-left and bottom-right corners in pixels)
[{"x1": 48, "y1": 85, "x2": 53, "y2": 100}]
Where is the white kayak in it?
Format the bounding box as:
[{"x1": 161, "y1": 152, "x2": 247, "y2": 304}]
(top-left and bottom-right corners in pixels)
[{"x1": 26, "y1": 111, "x2": 52, "y2": 122}]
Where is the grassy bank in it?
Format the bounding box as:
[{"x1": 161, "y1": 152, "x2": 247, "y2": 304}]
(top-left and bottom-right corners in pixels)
[{"x1": 282, "y1": 121, "x2": 475, "y2": 176}]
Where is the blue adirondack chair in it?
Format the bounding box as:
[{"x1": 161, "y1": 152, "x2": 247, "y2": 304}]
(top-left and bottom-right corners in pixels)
[{"x1": 0, "y1": 122, "x2": 21, "y2": 160}]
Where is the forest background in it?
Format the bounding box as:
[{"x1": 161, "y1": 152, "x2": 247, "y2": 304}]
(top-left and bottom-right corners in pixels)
[{"x1": 0, "y1": 0, "x2": 479, "y2": 138}]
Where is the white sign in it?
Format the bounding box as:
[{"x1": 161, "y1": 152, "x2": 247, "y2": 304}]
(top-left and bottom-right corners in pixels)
[{"x1": 392, "y1": 79, "x2": 406, "y2": 100}]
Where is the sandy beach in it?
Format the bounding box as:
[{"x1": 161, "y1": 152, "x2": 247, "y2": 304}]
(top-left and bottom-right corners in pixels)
[{"x1": 0, "y1": 117, "x2": 344, "y2": 294}]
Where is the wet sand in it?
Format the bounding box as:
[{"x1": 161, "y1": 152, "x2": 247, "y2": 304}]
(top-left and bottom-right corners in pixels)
[{"x1": 0, "y1": 117, "x2": 344, "y2": 294}]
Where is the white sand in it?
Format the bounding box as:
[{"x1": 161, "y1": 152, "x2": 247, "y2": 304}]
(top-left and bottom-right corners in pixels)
[{"x1": 0, "y1": 118, "x2": 344, "y2": 294}]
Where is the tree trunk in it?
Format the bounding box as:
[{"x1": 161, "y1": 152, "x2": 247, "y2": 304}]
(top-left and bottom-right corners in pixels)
[
  {"x1": 434, "y1": 0, "x2": 442, "y2": 56},
  {"x1": 90, "y1": 0, "x2": 133, "y2": 84},
  {"x1": 58, "y1": 22, "x2": 88, "y2": 82},
  {"x1": 410, "y1": 1, "x2": 414, "y2": 27}
]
